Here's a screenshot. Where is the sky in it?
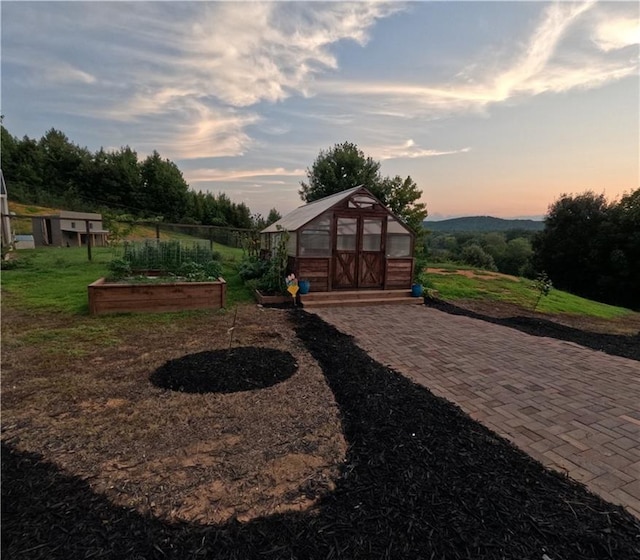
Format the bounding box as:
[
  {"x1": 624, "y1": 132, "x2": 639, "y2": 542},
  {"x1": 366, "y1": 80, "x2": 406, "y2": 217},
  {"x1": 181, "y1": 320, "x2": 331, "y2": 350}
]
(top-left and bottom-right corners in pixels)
[{"x1": 1, "y1": 1, "x2": 638, "y2": 221}]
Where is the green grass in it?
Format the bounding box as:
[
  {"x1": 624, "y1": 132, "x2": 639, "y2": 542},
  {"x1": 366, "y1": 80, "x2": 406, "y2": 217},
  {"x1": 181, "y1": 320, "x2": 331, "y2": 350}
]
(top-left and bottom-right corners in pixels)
[
  {"x1": 427, "y1": 262, "x2": 632, "y2": 319},
  {"x1": 2, "y1": 242, "x2": 254, "y2": 316}
]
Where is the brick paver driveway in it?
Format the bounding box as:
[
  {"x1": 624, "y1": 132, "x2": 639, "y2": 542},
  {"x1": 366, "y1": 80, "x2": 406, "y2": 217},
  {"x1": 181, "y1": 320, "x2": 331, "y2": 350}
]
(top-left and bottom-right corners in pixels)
[{"x1": 313, "y1": 305, "x2": 640, "y2": 519}]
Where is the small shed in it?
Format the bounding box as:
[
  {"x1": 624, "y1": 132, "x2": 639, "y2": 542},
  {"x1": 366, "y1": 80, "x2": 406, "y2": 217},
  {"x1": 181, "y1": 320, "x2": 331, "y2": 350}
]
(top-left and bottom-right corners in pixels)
[
  {"x1": 32, "y1": 211, "x2": 109, "y2": 248},
  {"x1": 261, "y1": 186, "x2": 415, "y2": 292}
]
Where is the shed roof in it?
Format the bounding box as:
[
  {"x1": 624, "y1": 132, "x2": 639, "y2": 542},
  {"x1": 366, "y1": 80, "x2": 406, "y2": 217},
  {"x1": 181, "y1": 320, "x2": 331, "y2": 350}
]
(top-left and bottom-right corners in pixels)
[{"x1": 262, "y1": 186, "x2": 365, "y2": 233}]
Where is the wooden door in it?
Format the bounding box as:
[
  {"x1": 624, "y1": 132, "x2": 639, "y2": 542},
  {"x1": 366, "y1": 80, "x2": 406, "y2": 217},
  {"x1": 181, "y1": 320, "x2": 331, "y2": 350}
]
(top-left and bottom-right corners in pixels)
[
  {"x1": 359, "y1": 218, "x2": 384, "y2": 288},
  {"x1": 333, "y1": 217, "x2": 358, "y2": 289},
  {"x1": 332, "y1": 216, "x2": 385, "y2": 289}
]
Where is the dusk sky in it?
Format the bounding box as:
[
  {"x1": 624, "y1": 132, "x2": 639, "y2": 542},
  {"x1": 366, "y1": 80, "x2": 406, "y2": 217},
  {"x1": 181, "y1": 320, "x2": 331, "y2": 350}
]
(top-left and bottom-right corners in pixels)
[{"x1": 2, "y1": 1, "x2": 638, "y2": 220}]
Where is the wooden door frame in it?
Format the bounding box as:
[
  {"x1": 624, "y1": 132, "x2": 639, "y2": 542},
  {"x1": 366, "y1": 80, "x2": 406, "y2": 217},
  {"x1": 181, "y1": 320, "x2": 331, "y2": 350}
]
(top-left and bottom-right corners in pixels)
[{"x1": 331, "y1": 212, "x2": 387, "y2": 290}]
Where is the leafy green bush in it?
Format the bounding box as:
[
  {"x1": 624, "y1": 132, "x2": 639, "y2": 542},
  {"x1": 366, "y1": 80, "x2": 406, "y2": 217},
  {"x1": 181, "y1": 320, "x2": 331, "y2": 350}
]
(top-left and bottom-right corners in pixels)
[
  {"x1": 176, "y1": 261, "x2": 222, "y2": 282},
  {"x1": 106, "y1": 258, "x2": 132, "y2": 281},
  {"x1": 460, "y1": 244, "x2": 497, "y2": 271},
  {"x1": 238, "y1": 255, "x2": 269, "y2": 281},
  {"x1": 256, "y1": 229, "x2": 289, "y2": 294}
]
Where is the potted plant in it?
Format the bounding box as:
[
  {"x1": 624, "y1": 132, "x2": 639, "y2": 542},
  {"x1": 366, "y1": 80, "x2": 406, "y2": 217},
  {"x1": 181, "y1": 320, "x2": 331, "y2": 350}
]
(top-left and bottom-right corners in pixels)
[{"x1": 412, "y1": 255, "x2": 429, "y2": 297}]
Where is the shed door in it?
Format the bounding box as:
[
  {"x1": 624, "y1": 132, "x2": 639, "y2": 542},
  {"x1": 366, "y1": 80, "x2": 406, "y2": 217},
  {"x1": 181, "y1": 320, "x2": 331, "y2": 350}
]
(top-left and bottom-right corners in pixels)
[
  {"x1": 333, "y1": 217, "x2": 358, "y2": 289},
  {"x1": 332, "y1": 216, "x2": 385, "y2": 289},
  {"x1": 359, "y1": 218, "x2": 384, "y2": 288}
]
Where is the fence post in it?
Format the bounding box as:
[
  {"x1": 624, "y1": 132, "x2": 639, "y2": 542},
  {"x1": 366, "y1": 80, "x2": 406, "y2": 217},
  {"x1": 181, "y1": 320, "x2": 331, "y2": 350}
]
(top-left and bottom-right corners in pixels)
[
  {"x1": 85, "y1": 219, "x2": 92, "y2": 261},
  {"x1": 156, "y1": 223, "x2": 160, "y2": 240}
]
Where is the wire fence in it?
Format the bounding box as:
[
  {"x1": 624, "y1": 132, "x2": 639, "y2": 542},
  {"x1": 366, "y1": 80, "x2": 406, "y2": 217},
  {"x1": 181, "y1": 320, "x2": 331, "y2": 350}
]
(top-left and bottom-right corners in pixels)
[{"x1": 2, "y1": 213, "x2": 261, "y2": 260}]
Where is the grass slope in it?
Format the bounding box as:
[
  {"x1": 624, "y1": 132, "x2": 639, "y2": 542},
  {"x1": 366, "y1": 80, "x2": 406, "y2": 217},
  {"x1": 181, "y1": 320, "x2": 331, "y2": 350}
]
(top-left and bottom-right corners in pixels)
[
  {"x1": 1, "y1": 244, "x2": 253, "y2": 316},
  {"x1": 427, "y1": 263, "x2": 633, "y2": 320}
]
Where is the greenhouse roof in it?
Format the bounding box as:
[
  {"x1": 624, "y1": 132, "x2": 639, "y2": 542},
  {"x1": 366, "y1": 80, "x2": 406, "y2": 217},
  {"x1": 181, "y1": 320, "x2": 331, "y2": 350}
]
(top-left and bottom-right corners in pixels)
[{"x1": 261, "y1": 186, "x2": 364, "y2": 233}]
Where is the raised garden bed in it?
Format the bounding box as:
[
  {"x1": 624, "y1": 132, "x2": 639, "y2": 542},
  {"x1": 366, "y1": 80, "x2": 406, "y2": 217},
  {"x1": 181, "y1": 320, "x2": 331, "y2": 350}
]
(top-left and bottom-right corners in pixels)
[
  {"x1": 254, "y1": 289, "x2": 294, "y2": 306},
  {"x1": 88, "y1": 277, "x2": 226, "y2": 315}
]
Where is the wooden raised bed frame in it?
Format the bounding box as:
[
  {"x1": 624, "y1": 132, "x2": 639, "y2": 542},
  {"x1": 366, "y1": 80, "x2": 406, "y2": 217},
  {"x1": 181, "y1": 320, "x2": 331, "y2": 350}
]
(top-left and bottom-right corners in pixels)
[
  {"x1": 88, "y1": 277, "x2": 226, "y2": 315},
  {"x1": 254, "y1": 289, "x2": 294, "y2": 306}
]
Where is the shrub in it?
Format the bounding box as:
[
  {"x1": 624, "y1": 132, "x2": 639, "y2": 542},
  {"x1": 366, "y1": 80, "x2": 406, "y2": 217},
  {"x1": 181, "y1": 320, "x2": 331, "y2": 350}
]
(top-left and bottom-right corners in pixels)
[
  {"x1": 176, "y1": 261, "x2": 222, "y2": 282},
  {"x1": 256, "y1": 229, "x2": 289, "y2": 294},
  {"x1": 238, "y1": 255, "x2": 269, "y2": 281},
  {"x1": 106, "y1": 258, "x2": 132, "y2": 281},
  {"x1": 460, "y1": 244, "x2": 497, "y2": 271}
]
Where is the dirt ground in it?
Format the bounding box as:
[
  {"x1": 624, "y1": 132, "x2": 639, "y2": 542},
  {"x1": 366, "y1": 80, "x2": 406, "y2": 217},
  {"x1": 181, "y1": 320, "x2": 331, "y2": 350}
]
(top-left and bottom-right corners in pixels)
[
  {"x1": 1, "y1": 305, "x2": 347, "y2": 525},
  {"x1": 3, "y1": 303, "x2": 639, "y2": 560}
]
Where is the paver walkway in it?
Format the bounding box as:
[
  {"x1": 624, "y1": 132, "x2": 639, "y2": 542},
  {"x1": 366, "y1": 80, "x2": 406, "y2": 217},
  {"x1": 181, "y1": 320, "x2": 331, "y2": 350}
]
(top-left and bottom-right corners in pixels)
[{"x1": 313, "y1": 305, "x2": 640, "y2": 519}]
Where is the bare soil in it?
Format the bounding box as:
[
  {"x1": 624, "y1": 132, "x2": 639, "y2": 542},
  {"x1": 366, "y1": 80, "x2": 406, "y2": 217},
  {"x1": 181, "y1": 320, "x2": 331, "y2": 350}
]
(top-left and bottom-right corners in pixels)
[
  {"x1": 2, "y1": 302, "x2": 639, "y2": 559},
  {"x1": 1, "y1": 306, "x2": 347, "y2": 526}
]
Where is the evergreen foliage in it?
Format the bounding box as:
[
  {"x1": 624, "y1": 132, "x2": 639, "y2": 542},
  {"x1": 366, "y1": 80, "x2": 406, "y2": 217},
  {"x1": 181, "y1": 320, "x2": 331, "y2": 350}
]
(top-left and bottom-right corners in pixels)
[{"x1": 1, "y1": 125, "x2": 256, "y2": 229}]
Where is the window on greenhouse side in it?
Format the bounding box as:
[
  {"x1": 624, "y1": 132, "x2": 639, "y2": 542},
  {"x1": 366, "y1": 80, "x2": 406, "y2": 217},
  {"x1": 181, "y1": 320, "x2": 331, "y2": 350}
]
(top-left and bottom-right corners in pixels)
[
  {"x1": 386, "y1": 218, "x2": 411, "y2": 257},
  {"x1": 299, "y1": 216, "x2": 331, "y2": 256}
]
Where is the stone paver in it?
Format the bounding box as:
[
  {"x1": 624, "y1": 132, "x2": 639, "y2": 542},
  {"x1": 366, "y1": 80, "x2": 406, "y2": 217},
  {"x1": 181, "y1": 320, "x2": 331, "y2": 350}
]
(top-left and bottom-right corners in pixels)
[{"x1": 313, "y1": 305, "x2": 640, "y2": 519}]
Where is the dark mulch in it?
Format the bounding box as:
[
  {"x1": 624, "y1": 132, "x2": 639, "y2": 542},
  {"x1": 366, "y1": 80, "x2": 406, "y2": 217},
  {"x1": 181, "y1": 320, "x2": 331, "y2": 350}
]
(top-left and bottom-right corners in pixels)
[
  {"x1": 426, "y1": 299, "x2": 640, "y2": 362},
  {"x1": 150, "y1": 347, "x2": 298, "y2": 393},
  {"x1": 3, "y1": 310, "x2": 639, "y2": 559}
]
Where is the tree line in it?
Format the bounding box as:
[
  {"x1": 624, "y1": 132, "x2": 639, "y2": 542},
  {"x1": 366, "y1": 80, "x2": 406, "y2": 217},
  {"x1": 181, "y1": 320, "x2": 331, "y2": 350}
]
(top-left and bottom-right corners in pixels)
[
  {"x1": 533, "y1": 190, "x2": 639, "y2": 310},
  {"x1": 426, "y1": 229, "x2": 536, "y2": 278},
  {"x1": 1, "y1": 126, "x2": 281, "y2": 229},
  {"x1": 426, "y1": 189, "x2": 639, "y2": 311}
]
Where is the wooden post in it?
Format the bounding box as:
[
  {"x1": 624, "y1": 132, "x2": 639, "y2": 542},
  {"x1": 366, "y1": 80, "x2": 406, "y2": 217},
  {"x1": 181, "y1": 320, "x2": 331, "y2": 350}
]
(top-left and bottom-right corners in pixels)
[
  {"x1": 156, "y1": 223, "x2": 160, "y2": 240},
  {"x1": 85, "y1": 219, "x2": 92, "y2": 261}
]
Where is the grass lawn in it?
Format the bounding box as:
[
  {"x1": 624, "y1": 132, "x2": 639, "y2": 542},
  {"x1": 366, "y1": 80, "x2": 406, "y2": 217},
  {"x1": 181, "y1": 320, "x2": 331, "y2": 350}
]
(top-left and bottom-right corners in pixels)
[
  {"x1": 427, "y1": 262, "x2": 633, "y2": 320},
  {"x1": 1, "y1": 243, "x2": 254, "y2": 316}
]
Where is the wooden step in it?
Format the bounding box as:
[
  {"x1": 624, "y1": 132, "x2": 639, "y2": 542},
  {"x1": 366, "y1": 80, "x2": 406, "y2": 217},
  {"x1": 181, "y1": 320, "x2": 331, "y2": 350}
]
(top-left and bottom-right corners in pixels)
[
  {"x1": 300, "y1": 289, "x2": 412, "y2": 302},
  {"x1": 301, "y1": 295, "x2": 423, "y2": 309}
]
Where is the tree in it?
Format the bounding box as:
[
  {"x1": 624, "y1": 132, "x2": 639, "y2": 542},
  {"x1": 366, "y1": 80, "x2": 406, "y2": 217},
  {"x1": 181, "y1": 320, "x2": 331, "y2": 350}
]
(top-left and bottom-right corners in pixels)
[
  {"x1": 266, "y1": 208, "x2": 281, "y2": 226},
  {"x1": 533, "y1": 191, "x2": 612, "y2": 301},
  {"x1": 376, "y1": 175, "x2": 428, "y2": 233},
  {"x1": 38, "y1": 128, "x2": 92, "y2": 203},
  {"x1": 460, "y1": 243, "x2": 497, "y2": 271},
  {"x1": 299, "y1": 142, "x2": 381, "y2": 203},
  {"x1": 300, "y1": 141, "x2": 427, "y2": 232},
  {"x1": 137, "y1": 151, "x2": 189, "y2": 221}
]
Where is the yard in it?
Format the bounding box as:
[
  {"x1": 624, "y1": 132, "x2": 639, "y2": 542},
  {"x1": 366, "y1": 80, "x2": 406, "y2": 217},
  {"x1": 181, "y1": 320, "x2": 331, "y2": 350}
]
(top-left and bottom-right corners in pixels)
[{"x1": 2, "y1": 247, "x2": 640, "y2": 558}]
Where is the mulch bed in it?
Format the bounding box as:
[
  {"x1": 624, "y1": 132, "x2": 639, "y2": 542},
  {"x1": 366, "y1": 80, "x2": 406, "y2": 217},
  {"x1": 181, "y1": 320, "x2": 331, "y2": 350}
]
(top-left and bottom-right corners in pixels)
[
  {"x1": 3, "y1": 309, "x2": 640, "y2": 559},
  {"x1": 150, "y1": 347, "x2": 298, "y2": 393},
  {"x1": 425, "y1": 299, "x2": 640, "y2": 362}
]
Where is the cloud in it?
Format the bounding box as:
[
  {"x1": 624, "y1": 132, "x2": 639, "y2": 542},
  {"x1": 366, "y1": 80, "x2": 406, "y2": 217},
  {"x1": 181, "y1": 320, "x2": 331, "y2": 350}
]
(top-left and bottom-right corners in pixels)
[
  {"x1": 185, "y1": 167, "x2": 306, "y2": 184},
  {"x1": 593, "y1": 16, "x2": 640, "y2": 52},
  {"x1": 316, "y1": 1, "x2": 636, "y2": 118},
  {"x1": 93, "y1": 2, "x2": 402, "y2": 159},
  {"x1": 372, "y1": 140, "x2": 471, "y2": 161}
]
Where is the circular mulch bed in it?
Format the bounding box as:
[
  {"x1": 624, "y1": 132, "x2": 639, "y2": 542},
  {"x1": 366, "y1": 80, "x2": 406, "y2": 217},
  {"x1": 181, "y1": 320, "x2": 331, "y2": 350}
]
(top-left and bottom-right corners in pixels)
[{"x1": 150, "y1": 347, "x2": 298, "y2": 393}]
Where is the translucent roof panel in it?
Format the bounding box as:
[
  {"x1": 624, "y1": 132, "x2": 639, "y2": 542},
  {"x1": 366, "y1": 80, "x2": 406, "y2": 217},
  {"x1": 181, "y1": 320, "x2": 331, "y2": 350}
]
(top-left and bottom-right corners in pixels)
[{"x1": 261, "y1": 186, "x2": 362, "y2": 233}]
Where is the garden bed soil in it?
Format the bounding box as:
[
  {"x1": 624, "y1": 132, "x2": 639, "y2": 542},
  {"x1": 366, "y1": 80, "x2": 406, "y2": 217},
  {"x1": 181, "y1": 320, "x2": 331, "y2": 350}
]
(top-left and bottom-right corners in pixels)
[{"x1": 2, "y1": 302, "x2": 639, "y2": 559}]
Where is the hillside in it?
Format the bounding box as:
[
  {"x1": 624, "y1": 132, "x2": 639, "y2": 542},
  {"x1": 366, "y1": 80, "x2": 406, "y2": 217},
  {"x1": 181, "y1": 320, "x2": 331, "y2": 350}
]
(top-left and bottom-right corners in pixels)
[{"x1": 424, "y1": 216, "x2": 544, "y2": 233}]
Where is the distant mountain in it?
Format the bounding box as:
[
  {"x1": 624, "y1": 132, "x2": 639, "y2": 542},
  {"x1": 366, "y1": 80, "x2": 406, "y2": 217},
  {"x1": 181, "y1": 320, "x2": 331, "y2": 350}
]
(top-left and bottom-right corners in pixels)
[{"x1": 423, "y1": 216, "x2": 544, "y2": 233}]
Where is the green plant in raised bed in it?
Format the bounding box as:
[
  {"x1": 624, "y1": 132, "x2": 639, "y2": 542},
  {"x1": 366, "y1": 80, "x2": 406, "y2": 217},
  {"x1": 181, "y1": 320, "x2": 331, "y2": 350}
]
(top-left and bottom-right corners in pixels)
[
  {"x1": 256, "y1": 228, "x2": 289, "y2": 295},
  {"x1": 106, "y1": 258, "x2": 132, "y2": 281},
  {"x1": 122, "y1": 240, "x2": 221, "y2": 274},
  {"x1": 175, "y1": 260, "x2": 223, "y2": 282}
]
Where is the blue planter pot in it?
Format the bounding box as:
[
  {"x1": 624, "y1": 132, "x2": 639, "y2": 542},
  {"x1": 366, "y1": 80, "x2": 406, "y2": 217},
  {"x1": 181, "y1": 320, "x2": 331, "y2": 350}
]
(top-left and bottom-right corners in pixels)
[
  {"x1": 299, "y1": 280, "x2": 311, "y2": 295},
  {"x1": 411, "y1": 283, "x2": 423, "y2": 297}
]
